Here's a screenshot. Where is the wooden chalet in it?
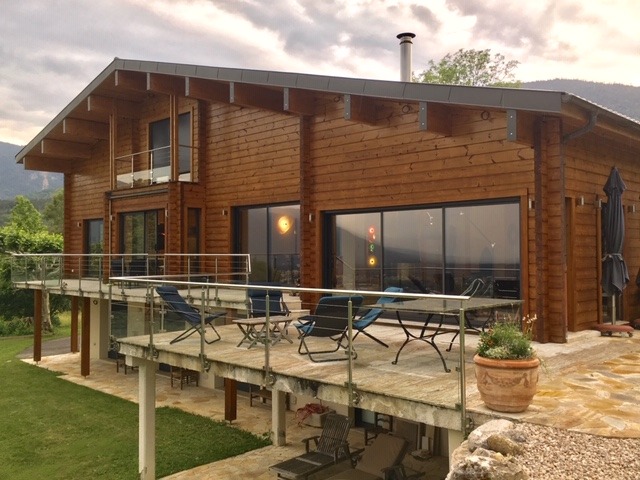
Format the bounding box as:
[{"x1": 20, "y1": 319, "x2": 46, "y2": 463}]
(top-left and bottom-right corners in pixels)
[
  {"x1": 13, "y1": 57, "x2": 640, "y2": 478},
  {"x1": 16, "y1": 58, "x2": 640, "y2": 345}
]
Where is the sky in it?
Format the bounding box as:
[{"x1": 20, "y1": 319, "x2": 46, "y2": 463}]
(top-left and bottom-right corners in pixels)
[{"x1": 1, "y1": 0, "x2": 640, "y2": 146}]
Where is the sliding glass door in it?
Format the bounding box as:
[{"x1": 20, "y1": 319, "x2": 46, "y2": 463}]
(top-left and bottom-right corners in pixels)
[{"x1": 329, "y1": 201, "x2": 520, "y2": 296}]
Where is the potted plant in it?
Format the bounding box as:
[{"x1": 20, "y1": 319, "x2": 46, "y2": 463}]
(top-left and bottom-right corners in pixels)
[{"x1": 473, "y1": 315, "x2": 540, "y2": 413}]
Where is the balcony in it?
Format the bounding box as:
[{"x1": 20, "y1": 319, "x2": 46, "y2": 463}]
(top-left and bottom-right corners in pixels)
[{"x1": 114, "y1": 145, "x2": 193, "y2": 189}]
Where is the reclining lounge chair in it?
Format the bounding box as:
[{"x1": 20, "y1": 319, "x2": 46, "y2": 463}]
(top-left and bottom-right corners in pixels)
[
  {"x1": 269, "y1": 413, "x2": 352, "y2": 480},
  {"x1": 295, "y1": 295, "x2": 363, "y2": 362},
  {"x1": 248, "y1": 288, "x2": 291, "y2": 318},
  {"x1": 325, "y1": 433, "x2": 420, "y2": 480},
  {"x1": 156, "y1": 285, "x2": 224, "y2": 345},
  {"x1": 349, "y1": 287, "x2": 403, "y2": 348}
]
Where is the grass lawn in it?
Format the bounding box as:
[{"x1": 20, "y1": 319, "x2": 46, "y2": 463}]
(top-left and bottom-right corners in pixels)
[{"x1": 0, "y1": 321, "x2": 270, "y2": 479}]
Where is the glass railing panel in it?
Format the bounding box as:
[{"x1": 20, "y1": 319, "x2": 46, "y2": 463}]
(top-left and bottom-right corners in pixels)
[{"x1": 114, "y1": 146, "x2": 194, "y2": 189}]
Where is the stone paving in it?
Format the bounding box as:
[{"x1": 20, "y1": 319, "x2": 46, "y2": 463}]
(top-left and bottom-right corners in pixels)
[{"x1": 21, "y1": 328, "x2": 640, "y2": 479}]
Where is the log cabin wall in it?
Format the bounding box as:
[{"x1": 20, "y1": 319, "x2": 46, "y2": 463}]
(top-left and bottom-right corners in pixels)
[
  {"x1": 564, "y1": 129, "x2": 640, "y2": 329},
  {"x1": 58, "y1": 76, "x2": 640, "y2": 338},
  {"x1": 304, "y1": 96, "x2": 539, "y2": 308},
  {"x1": 201, "y1": 101, "x2": 301, "y2": 258},
  {"x1": 64, "y1": 140, "x2": 111, "y2": 259}
]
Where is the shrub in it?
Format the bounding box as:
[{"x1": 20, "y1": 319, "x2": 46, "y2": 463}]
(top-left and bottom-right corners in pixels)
[{"x1": 476, "y1": 316, "x2": 536, "y2": 360}]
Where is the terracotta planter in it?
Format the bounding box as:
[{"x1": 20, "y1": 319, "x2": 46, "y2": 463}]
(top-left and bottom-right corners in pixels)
[{"x1": 473, "y1": 354, "x2": 540, "y2": 413}]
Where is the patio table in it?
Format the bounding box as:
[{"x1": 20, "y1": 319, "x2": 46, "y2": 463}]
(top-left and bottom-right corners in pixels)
[
  {"x1": 380, "y1": 297, "x2": 522, "y2": 372},
  {"x1": 233, "y1": 316, "x2": 293, "y2": 348}
]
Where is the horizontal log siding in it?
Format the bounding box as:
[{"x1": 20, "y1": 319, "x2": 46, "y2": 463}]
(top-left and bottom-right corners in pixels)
[
  {"x1": 202, "y1": 103, "x2": 301, "y2": 256},
  {"x1": 565, "y1": 130, "x2": 640, "y2": 327},
  {"x1": 64, "y1": 141, "x2": 112, "y2": 257},
  {"x1": 308, "y1": 98, "x2": 535, "y2": 212}
]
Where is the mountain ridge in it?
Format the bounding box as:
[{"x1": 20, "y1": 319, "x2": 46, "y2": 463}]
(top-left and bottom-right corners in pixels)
[{"x1": 0, "y1": 141, "x2": 62, "y2": 200}]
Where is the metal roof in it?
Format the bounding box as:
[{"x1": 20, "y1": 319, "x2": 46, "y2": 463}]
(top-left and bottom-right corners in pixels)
[{"x1": 16, "y1": 57, "x2": 640, "y2": 162}]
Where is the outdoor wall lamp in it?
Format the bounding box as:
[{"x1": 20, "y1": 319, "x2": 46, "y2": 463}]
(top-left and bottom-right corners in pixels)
[
  {"x1": 528, "y1": 198, "x2": 535, "y2": 210},
  {"x1": 576, "y1": 196, "x2": 585, "y2": 206},
  {"x1": 276, "y1": 215, "x2": 293, "y2": 235},
  {"x1": 628, "y1": 204, "x2": 636, "y2": 213}
]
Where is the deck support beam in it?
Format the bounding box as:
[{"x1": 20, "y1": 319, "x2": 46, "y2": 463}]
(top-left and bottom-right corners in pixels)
[
  {"x1": 137, "y1": 358, "x2": 157, "y2": 480},
  {"x1": 225, "y1": 378, "x2": 237, "y2": 422},
  {"x1": 33, "y1": 290, "x2": 42, "y2": 362},
  {"x1": 70, "y1": 297, "x2": 79, "y2": 353},
  {"x1": 447, "y1": 428, "x2": 464, "y2": 465},
  {"x1": 272, "y1": 389, "x2": 287, "y2": 446},
  {"x1": 81, "y1": 297, "x2": 90, "y2": 376}
]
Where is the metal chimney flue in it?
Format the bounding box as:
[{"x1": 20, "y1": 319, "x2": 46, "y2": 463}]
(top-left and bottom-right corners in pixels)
[{"x1": 397, "y1": 32, "x2": 416, "y2": 82}]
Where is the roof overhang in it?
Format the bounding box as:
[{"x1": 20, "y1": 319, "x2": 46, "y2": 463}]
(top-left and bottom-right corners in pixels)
[{"x1": 16, "y1": 57, "x2": 640, "y2": 169}]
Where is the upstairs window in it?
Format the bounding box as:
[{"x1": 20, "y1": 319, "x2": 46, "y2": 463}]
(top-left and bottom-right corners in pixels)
[{"x1": 149, "y1": 112, "x2": 191, "y2": 183}]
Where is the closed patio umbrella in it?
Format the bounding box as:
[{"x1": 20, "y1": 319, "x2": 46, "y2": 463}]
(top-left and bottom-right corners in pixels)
[{"x1": 601, "y1": 167, "x2": 629, "y2": 323}]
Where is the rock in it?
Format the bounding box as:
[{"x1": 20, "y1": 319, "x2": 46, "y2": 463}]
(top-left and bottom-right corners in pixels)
[
  {"x1": 487, "y1": 434, "x2": 525, "y2": 456},
  {"x1": 446, "y1": 450, "x2": 529, "y2": 480},
  {"x1": 504, "y1": 428, "x2": 528, "y2": 444},
  {"x1": 450, "y1": 440, "x2": 472, "y2": 468},
  {"x1": 467, "y1": 419, "x2": 514, "y2": 451}
]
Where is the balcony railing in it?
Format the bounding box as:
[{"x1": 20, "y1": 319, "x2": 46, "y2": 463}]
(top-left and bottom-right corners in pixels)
[
  {"x1": 111, "y1": 280, "x2": 521, "y2": 436},
  {"x1": 10, "y1": 253, "x2": 252, "y2": 294},
  {"x1": 114, "y1": 145, "x2": 193, "y2": 189}
]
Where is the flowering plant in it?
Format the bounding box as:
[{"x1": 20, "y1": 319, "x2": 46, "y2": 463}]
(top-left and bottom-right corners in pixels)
[{"x1": 475, "y1": 314, "x2": 537, "y2": 360}]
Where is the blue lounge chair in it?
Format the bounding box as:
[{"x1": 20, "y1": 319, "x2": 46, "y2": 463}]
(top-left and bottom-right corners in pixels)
[
  {"x1": 156, "y1": 285, "x2": 224, "y2": 344},
  {"x1": 248, "y1": 288, "x2": 290, "y2": 318},
  {"x1": 296, "y1": 295, "x2": 363, "y2": 362},
  {"x1": 350, "y1": 287, "x2": 403, "y2": 348}
]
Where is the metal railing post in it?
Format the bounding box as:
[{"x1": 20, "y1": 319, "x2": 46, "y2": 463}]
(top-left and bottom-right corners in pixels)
[
  {"x1": 264, "y1": 292, "x2": 272, "y2": 385},
  {"x1": 458, "y1": 305, "x2": 468, "y2": 437},
  {"x1": 345, "y1": 297, "x2": 358, "y2": 406}
]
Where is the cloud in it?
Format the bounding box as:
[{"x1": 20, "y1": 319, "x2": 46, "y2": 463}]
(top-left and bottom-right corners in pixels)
[{"x1": 0, "y1": 0, "x2": 638, "y2": 145}]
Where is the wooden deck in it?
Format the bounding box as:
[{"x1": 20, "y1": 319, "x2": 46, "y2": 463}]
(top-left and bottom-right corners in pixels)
[{"x1": 118, "y1": 321, "x2": 479, "y2": 432}]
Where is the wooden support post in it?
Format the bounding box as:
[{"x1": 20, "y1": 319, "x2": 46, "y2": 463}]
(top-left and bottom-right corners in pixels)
[
  {"x1": 33, "y1": 290, "x2": 43, "y2": 362},
  {"x1": 70, "y1": 297, "x2": 79, "y2": 353},
  {"x1": 272, "y1": 390, "x2": 287, "y2": 446},
  {"x1": 137, "y1": 358, "x2": 156, "y2": 480},
  {"x1": 224, "y1": 378, "x2": 237, "y2": 422},
  {"x1": 81, "y1": 297, "x2": 90, "y2": 377}
]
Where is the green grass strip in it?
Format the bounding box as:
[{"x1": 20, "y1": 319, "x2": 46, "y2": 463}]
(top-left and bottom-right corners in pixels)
[{"x1": 0, "y1": 336, "x2": 269, "y2": 479}]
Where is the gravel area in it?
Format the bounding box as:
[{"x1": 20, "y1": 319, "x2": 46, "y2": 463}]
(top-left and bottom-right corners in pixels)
[{"x1": 517, "y1": 423, "x2": 640, "y2": 480}]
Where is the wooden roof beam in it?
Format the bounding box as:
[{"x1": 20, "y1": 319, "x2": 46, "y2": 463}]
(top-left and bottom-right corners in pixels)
[
  {"x1": 231, "y1": 83, "x2": 284, "y2": 112},
  {"x1": 419, "y1": 102, "x2": 451, "y2": 136},
  {"x1": 147, "y1": 73, "x2": 185, "y2": 95},
  {"x1": 22, "y1": 156, "x2": 75, "y2": 173},
  {"x1": 344, "y1": 94, "x2": 377, "y2": 125},
  {"x1": 63, "y1": 118, "x2": 109, "y2": 140},
  {"x1": 185, "y1": 77, "x2": 230, "y2": 103},
  {"x1": 87, "y1": 95, "x2": 138, "y2": 118},
  {"x1": 41, "y1": 139, "x2": 92, "y2": 159},
  {"x1": 284, "y1": 88, "x2": 315, "y2": 115},
  {"x1": 115, "y1": 70, "x2": 147, "y2": 91}
]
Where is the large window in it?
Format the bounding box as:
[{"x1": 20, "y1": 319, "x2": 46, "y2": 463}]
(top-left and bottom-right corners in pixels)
[
  {"x1": 237, "y1": 205, "x2": 300, "y2": 286},
  {"x1": 149, "y1": 112, "x2": 191, "y2": 183},
  {"x1": 329, "y1": 202, "x2": 520, "y2": 297}
]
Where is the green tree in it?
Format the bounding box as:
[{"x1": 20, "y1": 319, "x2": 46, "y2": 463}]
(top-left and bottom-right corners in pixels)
[
  {"x1": 43, "y1": 189, "x2": 64, "y2": 234},
  {"x1": 9, "y1": 195, "x2": 45, "y2": 233},
  {"x1": 0, "y1": 196, "x2": 65, "y2": 334},
  {"x1": 414, "y1": 48, "x2": 521, "y2": 87}
]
